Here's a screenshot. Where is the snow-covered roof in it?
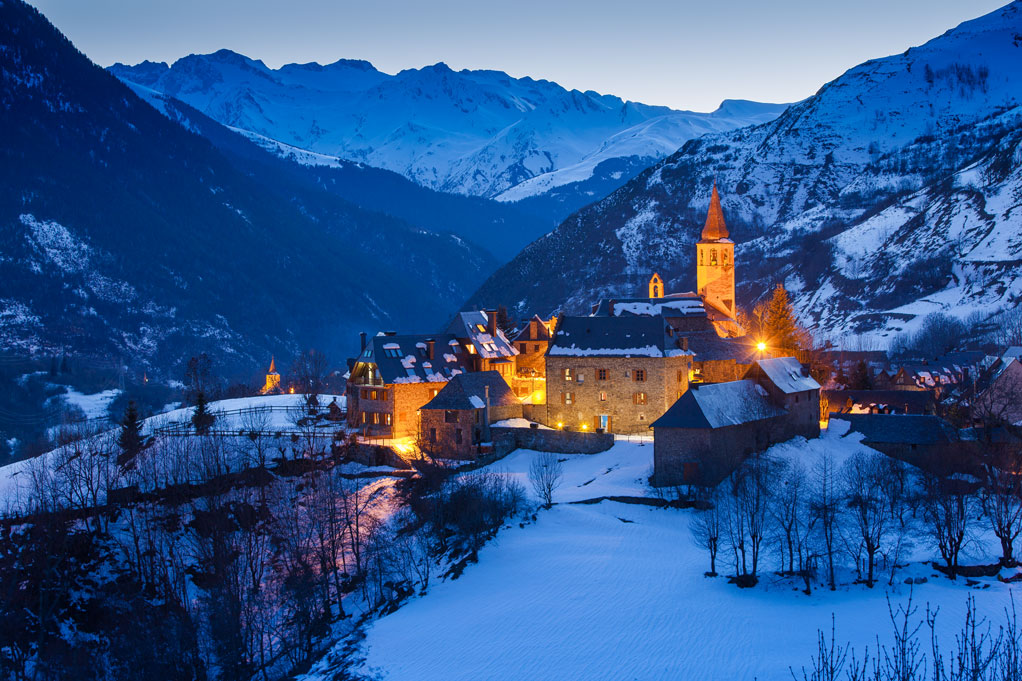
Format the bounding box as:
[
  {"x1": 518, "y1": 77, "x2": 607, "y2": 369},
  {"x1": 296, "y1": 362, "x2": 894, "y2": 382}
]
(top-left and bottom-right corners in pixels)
[
  {"x1": 357, "y1": 333, "x2": 471, "y2": 384},
  {"x1": 444, "y1": 310, "x2": 518, "y2": 359},
  {"x1": 653, "y1": 380, "x2": 785, "y2": 429},
  {"x1": 754, "y1": 357, "x2": 820, "y2": 394},
  {"x1": 421, "y1": 371, "x2": 518, "y2": 411}
]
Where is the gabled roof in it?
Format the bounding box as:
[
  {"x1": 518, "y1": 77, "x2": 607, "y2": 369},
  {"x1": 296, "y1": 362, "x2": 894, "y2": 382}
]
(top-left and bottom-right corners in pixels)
[
  {"x1": 753, "y1": 357, "x2": 820, "y2": 394},
  {"x1": 823, "y1": 389, "x2": 936, "y2": 414},
  {"x1": 653, "y1": 380, "x2": 785, "y2": 429},
  {"x1": 512, "y1": 315, "x2": 553, "y2": 342},
  {"x1": 444, "y1": 310, "x2": 518, "y2": 360},
  {"x1": 700, "y1": 183, "x2": 730, "y2": 242},
  {"x1": 841, "y1": 414, "x2": 955, "y2": 445},
  {"x1": 355, "y1": 333, "x2": 470, "y2": 384},
  {"x1": 422, "y1": 371, "x2": 518, "y2": 411}
]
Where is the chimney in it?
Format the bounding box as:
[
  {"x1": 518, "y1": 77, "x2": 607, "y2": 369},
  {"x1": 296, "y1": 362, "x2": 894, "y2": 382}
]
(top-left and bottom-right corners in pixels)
[
  {"x1": 529, "y1": 320, "x2": 538, "y2": 338},
  {"x1": 486, "y1": 309, "x2": 497, "y2": 336},
  {"x1": 359, "y1": 332, "x2": 367, "y2": 352},
  {"x1": 425, "y1": 338, "x2": 435, "y2": 360},
  {"x1": 682, "y1": 337, "x2": 689, "y2": 352},
  {"x1": 609, "y1": 299, "x2": 616, "y2": 316}
]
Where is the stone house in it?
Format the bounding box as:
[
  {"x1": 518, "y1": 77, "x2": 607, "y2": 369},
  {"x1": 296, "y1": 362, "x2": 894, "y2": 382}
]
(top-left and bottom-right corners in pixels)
[
  {"x1": 512, "y1": 314, "x2": 555, "y2": 378},
  {"x1": 346, "y1": 332, "x2": 471, "y2": 439},
  {"x1": 973, "y1": 356, "x2": 1022, "y2": 425},
  {"x1": 545, "y1": 314, "x2": 694, "y2": 434},
  {"x1": 652, "y1": 357, "x2": 821, "y2": 487},
  {"x1": 444, "y1": 310, "x2": 518, "y2": 382},
  {"x1": 419, "y1": 371, "x2": 522, "y2": 459}
]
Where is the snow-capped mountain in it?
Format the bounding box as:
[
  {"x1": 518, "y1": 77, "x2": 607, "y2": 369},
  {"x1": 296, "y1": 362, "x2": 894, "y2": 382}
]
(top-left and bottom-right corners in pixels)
[
  {"x1": 108, "y1": 55, "x2": 787, "y2": 204},
  {"x1": 469, "y1": 1, "x2": 1022, "y2": 348},
  {"x1": 0, "y1": 0, "x2": 493, "y2": 369}
]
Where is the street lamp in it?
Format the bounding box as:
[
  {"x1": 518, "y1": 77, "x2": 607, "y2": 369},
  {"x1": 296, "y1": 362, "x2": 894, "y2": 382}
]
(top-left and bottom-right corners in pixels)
[{"x1": 756, "y1": 341, "x2": 767, "y2": 352}]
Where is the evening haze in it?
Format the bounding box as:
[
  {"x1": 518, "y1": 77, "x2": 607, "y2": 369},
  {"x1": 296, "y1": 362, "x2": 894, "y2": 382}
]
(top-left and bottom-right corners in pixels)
[{"x1": 28, "y1": 0, "x2": 1005, "y2": 111}]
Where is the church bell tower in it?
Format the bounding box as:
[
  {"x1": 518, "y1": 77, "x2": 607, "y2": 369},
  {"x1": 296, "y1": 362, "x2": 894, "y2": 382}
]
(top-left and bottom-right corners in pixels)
[{"x1": 695, "y1": 183, "x2": 736, "y2": 317}]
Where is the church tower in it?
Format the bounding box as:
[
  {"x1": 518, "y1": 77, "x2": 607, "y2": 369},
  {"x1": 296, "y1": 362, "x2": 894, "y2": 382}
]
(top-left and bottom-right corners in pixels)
[
  {"x1": 695, "y1": 183, "x2": 736, "y2": 317},
  {"x1": 260, "y1": 356, "x2": 281, "y2": 395}
]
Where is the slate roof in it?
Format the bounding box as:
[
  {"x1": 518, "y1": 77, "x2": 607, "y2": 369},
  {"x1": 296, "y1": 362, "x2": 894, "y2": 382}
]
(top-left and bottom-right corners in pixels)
[
  {"x1": 701, "y1": 183, "x2": 730, "y2": 241},
  {"x1": 512, "y1": 315, "x2": 553, "y2": 342},
  {"x1": 652, "y1": 380, "x2": 786, "y2": 429},
  {"x1": 444, "y1": 310, "x2": 518, "y2": 360},
  {"x1": 824, "y1": 389, "x2": 936, "y2": 414},
  {"x1": 754, "y1": 357, "x2": 820, "y2": 394},
  {"x1": 591, "y1": 293, "x2": 706, "y2": 318},
  {"x1": 421, "y1": 371, "x2": 518, "y2": 411},
  {"x1": 548, "y1": 315, "x2": 686, "y2": 358},
  {"x1": 356, "y1": 333, "x2": 470, "y2": 384},
  {"x1": 841, "y1": 414, "x2": 956, "y2": 445}
]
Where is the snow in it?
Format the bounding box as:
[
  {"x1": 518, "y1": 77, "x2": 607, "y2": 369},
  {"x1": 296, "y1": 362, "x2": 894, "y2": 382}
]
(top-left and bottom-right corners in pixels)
[
  {"x1": 347, "y1": 426, "x2": 1014, "y2": 681},
  {"x1": 491, "y1": 418, "x2": 552, "y2": 429},
  {"x1": 58, "y1": 388, "x2": 121, "y2": 420},
  {"x1": 468, "y1": 395, "x2": 485, "y2": 409},
  {"x1": 755, "y1": 357, "x2": 821, "y2": 394},
  {"x1": 612, "y1": 298, "x2": 705, "y2": 317},
  {"x1": 548, "y1": 344, "x2": 662, "y2": 358}
]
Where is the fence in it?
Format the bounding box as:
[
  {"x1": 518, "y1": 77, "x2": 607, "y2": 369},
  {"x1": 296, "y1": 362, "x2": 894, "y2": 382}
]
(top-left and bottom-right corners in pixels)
[{"x1": 152, "y1": 404, "x2": 346, "y2": 438}]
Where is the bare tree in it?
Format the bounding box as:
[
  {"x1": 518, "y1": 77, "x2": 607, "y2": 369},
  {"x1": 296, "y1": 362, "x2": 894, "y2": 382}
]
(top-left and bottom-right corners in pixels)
[
  {"x1": 529, "y1": 452, "x2": 563, "y2": 508},
  {"x1": 290, "y1": 349, "x2": 329, "y2": 402},
  {"x1": 691, "y1": 487, "x2": 724, "y2": 576},
  {"x1": 811, "y1": 449, "x2": 841, "y2": 591},
  {"x1": 842, "y1": 451, "x2": 895, "y2": 587},
  {"x1": 920, "y1": 472, "x2": 971, "y2": 579}
]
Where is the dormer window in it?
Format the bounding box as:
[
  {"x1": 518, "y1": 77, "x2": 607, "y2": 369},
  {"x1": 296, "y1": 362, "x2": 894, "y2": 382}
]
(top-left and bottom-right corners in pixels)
[{"x1": 475, "y1": 324, "x2": 487, "y2": 333}]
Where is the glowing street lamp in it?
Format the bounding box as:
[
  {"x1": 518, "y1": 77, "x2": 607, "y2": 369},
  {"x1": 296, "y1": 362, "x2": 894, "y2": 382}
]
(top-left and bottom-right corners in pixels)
[
  {"x1": 581, "y1": 423, "x2": 588, "y2": 431},
  {"x1": 756, "y1": 341, "x2": 767, "y2": 352},
  {"x1": 556, "y1": 422, "x2": 564, "y2": 430}
]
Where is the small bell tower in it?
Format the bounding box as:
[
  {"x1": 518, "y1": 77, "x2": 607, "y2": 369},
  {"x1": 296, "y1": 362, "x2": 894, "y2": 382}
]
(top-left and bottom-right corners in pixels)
[
  {"x1": 696, "y1": 183, "x2": 736, "y2": 317},
  {"x1": 648, "y1": 272, "x2": 664, "y2": 299}
]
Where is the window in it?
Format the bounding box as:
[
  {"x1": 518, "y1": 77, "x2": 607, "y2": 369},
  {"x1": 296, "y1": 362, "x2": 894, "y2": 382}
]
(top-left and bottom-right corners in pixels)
[
  {"x1": 633, "y1": 369, "x2": 646, "y2": 382},
  {"x1": 445, "y1": 410, "x2": 458, "y2": 423},
  {"x1": 417, "y1": 346, "x2": 427, "y2": 357},
  {"x1": 577, "y1": 371, "x2": 585, "y2": 384},
  {"x1": 430, "y1": 428, "x2": 437, "y2": 443},
  {"x1": 653, "y1": 284, "x2": 659, "y2": 297},
  {"x1": 633, "y1": 392, "x2": 647, "y2": 405},
  {"x1": 562, "y1": 392, "x2": 574, "y2": 405},
  {"x1": 795, "y1": 394, "x2": 800, "y2": 403},
  {"x1": 597, "y1": 368, "x2": 608, "y2": 381},
  {"x1": 455, "y1": 428, "x2": 463, "y2": 444},
  {"x1": 722, "y1": 250, "x2": 729, "y2": 265},
  {"x1": 600, "y1": 391, "x2": 607, "y2": 402},
  {"x1": 519, "y1": 343, "x2": 528, "y2": 352},
  {"x1": 467, "y1": 344, "x2": 476, "y2": 354},
  {"x1": 482, "y1": 342, "x2": 497, "y2": 353},
  {"x1": 475, "y1": 324, "x2": 487, "y2": 332},
  {"x1": 699, "y1": 249, "x2": 704, "y2": 266},
  {"x1": 361, "y1": 411, "x2": 367, "y2": 423},
  {"x1": 384, "y1": 413, "x2": 392, "y2": 426},
  {"x1": 429, "y1": 388, "x2": 439, "y2": 398},
  {"x1": 564, "y1": 368, "x2": 574, "y2": 382},
  {"x1": 533, "y1": 344, "x2": 540, "y2": 352},
  {"x1": 677, "y1": 370, "x2": 685, "y2": 383},
  {"x1": 710, "y1": 249, "x2": 718, "y2": 265},
  {"x1": 384, "y1": 347, "x2": 401, "y2": 358}
]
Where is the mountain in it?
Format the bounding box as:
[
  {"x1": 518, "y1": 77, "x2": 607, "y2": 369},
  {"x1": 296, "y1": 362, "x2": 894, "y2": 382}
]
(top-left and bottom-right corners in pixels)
[
  {"x1": 107, "y1": 55, "x2": 787, "y2": 218},
  {"x1": 0, "y1": 0, "x2": 493, "y2": 372},
  {"x1": 469, "y1": 2, "x2": 1022, "y2": 348}
]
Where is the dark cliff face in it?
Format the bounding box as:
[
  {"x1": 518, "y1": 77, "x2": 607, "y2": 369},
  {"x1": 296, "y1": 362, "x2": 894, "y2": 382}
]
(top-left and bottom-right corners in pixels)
[
  {"x1": 469, "y1": 2, "x2": 1022, "y2": 348},
  {"x1": 0, "y1": 0, "x2": 492, "y2": 371}
]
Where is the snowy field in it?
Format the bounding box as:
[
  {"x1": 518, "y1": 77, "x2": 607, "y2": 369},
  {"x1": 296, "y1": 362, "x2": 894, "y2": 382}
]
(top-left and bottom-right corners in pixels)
[{"x1": 340, "y1": 425, "x2": 1017, "y2": 681}]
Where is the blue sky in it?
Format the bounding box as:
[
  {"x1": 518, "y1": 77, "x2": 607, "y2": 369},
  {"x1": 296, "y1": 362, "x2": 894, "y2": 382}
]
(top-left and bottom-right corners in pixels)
[{"x1": 31, "y1": 0, "x2": 1006, "y2": 111}]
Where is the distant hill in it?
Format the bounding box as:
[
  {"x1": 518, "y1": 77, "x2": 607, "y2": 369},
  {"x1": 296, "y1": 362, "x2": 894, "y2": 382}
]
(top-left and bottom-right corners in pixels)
[
  {"x1": 469, "y1": 1, "x2": 1022, "y2": 347},
  {"x1": 0, "y1": 0, "x2": 493, "y2": 372}
]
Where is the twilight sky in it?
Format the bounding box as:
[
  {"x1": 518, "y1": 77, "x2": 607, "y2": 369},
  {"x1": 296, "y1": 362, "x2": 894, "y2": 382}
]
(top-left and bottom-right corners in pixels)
[{"x1": 30, "y1": 0, "x2": 1005, "y2": 111}]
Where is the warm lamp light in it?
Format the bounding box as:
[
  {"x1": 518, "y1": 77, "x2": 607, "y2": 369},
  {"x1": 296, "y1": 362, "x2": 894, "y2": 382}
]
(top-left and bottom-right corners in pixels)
[
  {"x1": 581, "y1": 424, "x2": 588, "y2": 431},
  {"x1": 557, "y1": 422, "x2": 564, "y2": 429},
  {"x1": 756, "y1": 342, "x2": 767, "y2": 352}
]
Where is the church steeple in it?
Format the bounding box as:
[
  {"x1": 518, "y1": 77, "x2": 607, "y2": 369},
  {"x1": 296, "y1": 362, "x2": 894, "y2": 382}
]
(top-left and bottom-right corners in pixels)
[
  {"x1": 700, "y1": 182, "x2": 729, "y2": 242},
  {"x1": 268, "y1": 356, "x2": 277, "y2": 374}
]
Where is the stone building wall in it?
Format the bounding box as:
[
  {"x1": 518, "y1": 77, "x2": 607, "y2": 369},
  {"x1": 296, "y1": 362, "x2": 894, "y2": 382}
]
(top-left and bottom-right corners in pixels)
[
  {"x1": 694, "y1": 358, "x2": 751, "y2": 384},
  {"x1": 653, "y1": 415, "x2": 786, "y2": 487},
  {"x1": 544, "y1": 355, "x2": 691, "y2": 434},
  {"x1": 514, "y1": 340, "x2": 549, "y2": 377},
  {"x1": 490, "y1": 426, "x2": 615, "y2": 455},
  {"x1": 420, "y1": 408, "x2": 484, "y2": 459},
  {"x1": 347, "y1": 381, "x2": 443, "y2": 438}
]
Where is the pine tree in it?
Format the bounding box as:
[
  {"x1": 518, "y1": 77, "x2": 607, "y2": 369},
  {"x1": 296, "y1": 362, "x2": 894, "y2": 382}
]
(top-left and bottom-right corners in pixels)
[
  {"x1": 59, "y1": 355, "x2": 70, "y2": 374},
  {"x1": 849, "y1": 359, "x2": 873, "y2": 390},
  {"x1": 48, "y1": 356, "x2": 58, "y2": 377},
  {"x1": 192, "y1": 391, "x2": 215, "y2": 435},
  {"x1": 117, "y1": 400, "x2": 145, "y2": 467},
  {"x1": 763, "y1": 284, "x2": 807, "y2": 353}
]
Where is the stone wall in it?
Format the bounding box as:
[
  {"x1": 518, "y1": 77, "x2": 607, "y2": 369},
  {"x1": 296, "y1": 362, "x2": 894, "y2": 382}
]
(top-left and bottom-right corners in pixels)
[
  {"x1": 421, "y1": 408, "x2": 483, "y2": 460},
  {"x1": 490, "y1": 426, "x2": 615, "y2": 455},
  {"x1": 695, "y1": 358, "x2": 751, "y2": 384},
  {"x1": 544, "y1": 355, "x2": 691, "y2": 434},
  {"x1": 514, "y1": 341, "x2": 549, "y2": 377},
  {"x1": 653, "y1": 415, "x2": 786, "y2": 487}
]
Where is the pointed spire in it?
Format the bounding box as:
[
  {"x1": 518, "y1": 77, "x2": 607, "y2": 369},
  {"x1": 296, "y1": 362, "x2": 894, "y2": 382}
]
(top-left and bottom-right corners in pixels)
[
  {"x1": 701, "y1": 181, "x2": 729, "y2": 241},
  {"x1": 268, "y1": 356, "x2": 276, "y2": 374}
]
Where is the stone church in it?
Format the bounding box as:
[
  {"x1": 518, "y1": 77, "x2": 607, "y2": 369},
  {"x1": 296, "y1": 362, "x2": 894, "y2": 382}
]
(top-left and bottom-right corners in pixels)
[{"x1": 543, "y1": 184, "x2": 764, "y2": 434}]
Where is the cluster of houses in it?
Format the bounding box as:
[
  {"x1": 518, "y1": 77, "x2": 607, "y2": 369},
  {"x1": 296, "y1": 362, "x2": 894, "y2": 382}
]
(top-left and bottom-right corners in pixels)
[{"x1": 338, "y1": 183, "x2": 1022, "y2": 489}]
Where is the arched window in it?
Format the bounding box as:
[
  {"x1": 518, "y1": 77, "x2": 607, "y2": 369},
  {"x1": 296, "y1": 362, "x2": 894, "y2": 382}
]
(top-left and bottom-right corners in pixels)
[
  {"x1": 653, "y1": 284, "x2": 659, "y2": 297},
  {"x1": 699, "y1": 249, "x2": 704, "y2": 266},
  {"x1": 722, "y1": 250, "x2": 729, "y2": 265},
  {"x1": 710, "y1": 249, "x2": 717, "y2": 265}
]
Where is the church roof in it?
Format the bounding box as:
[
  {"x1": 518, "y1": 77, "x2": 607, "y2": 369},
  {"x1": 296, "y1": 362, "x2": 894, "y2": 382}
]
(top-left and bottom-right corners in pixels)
[
  {"x1": 268, "y1": 356, "x2": 278, "y2": 375},
  {"x1": 700, "y1": 183, "x2": 729, "y2": 241}
]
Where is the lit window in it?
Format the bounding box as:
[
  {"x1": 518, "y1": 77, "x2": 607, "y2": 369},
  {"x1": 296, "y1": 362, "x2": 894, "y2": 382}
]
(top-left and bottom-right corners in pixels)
[
  {"x1": 600, "y1": 391, "x2": 607, "y2": 402},
  {"x1": 476, "y1": 324, "x2": 487, "y2": 333},
  {"x1": 633, "y1": 392, "x2": 647, "y2": 405},
  {"x1": 564, "y1": 368, "x2": 574, "y2": 382},
  {"x1": 563, "y1": 392, "x2": 574, "y2": 405},
  {"x1": 710, "y1": 249, "x2": 717, "y2": 265}
]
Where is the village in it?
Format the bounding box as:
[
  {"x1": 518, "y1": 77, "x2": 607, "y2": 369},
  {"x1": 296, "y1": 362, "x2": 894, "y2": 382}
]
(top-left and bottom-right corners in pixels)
[{"x1": 301, "y1": 184, "x2": 1022, "y2": 492}]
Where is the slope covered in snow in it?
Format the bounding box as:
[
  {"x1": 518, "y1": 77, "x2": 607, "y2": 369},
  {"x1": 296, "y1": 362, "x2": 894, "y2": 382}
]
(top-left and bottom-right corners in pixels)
[
  {"x1": 469, "y1": 2, "x2": 1022, "y2": 346},
  {"x1": 108, "y1": 55, "x2": 787, "y2": 202}
]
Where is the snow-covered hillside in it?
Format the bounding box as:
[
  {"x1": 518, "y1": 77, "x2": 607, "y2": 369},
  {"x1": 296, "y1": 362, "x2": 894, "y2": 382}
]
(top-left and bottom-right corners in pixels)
[
  {"x1": 108, "y1": 55, "x2": 786, "y2": 200},
  {"x1": 470, "y1": 2, "x2": 1022, "y2": 347},
  {"x1": 309, "y1": 426, "x2": 1017, "y2": 681}
]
